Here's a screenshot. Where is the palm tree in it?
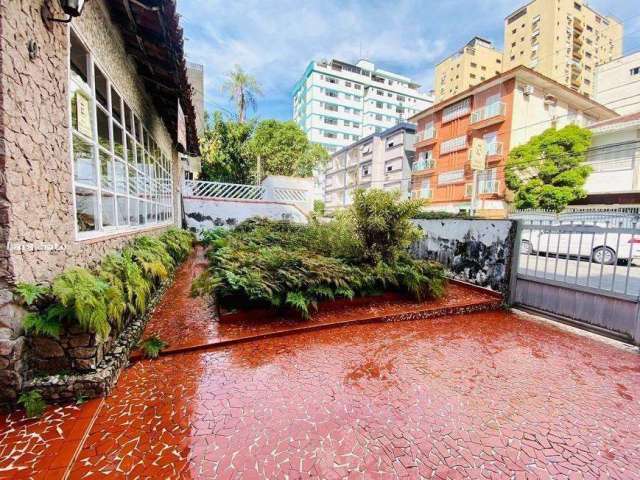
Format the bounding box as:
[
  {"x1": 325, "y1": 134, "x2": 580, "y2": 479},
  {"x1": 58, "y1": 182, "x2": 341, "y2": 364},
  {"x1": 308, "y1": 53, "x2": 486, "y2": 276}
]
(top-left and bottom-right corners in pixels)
[{"x1": 222, "y1": 65, "x2": 262, "y2": 123}]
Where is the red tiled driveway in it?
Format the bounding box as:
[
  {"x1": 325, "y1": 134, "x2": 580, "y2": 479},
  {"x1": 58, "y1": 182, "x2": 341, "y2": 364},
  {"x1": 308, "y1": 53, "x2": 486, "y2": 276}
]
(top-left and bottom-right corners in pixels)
[{"x1": 3, "y1": 310, "x2": 639, "y2": 479}]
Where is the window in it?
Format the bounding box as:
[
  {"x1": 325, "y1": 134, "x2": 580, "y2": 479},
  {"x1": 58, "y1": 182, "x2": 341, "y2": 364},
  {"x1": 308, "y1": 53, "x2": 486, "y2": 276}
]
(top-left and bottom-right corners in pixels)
[
  {"x1": 69, "y1": 31, "x2": 172, "y2": 237},
  {"x1": 326, "y1": 77, "x2": 338, "y2": 84},
  {"x1": 442, "y1": 98, "x2": 471, "y2": 123},
  {"x1": 324, "y1": 103, "x2": 339, "y2": 112},
  {"x1": 440, "y1": 135, "x2": 467, "y2": 155},
  {"x1": 324, "y1": 117, "x2": 338, "y2": 125},
  {"x1": 326, "y1": 89, "x2": 338, "y2": 98},
  {"x1": 437, "y1": 169, "x2": 465, "y2": 185},
  {"x1": 631, "y1": 67, "x2": 640, "y2": 76}
]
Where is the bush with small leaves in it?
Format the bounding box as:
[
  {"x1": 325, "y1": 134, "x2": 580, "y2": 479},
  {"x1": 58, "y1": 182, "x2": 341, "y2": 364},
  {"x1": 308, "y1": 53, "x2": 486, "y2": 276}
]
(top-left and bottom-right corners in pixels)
[
  {"x1": 139, "y1": 335, "x2": 167, "y2": 359},
  {"x1": 17, "y1": 390, "x2": 46, "y2": 418}
]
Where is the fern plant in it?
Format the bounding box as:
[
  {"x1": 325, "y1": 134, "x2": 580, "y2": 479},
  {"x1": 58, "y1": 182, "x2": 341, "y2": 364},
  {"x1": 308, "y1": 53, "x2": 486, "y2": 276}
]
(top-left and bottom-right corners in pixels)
[
  {"x1": 14, "y1": 282, "x2": 49, "y2": 306},
  {"x1": 51, "y1": 268, "x2": 114, "y2": 340},
  {"x1": 22, "y1": 305, "x2": 66, "y2": 338},
  {"x1": 139, "y1": 334, "x2": 167, "y2": 359},
  {"x1": 17, "y1": 390, "x2": 46, "y2": 418}
]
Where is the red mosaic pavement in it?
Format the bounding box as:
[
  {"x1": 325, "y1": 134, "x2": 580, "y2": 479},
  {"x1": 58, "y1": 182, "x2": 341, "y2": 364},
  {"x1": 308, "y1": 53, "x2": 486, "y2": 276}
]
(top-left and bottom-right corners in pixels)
[
  {"x1": 139, "y1": 247, "x2": 501, "y2": 355},
  {"x1": 4, "y1": 310, "x2": 639, "y2": 479}
]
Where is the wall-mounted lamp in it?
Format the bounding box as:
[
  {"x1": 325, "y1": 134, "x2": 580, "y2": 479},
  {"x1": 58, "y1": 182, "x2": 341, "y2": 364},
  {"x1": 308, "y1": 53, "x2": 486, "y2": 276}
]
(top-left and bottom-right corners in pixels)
[{"x1": 43, "y1": 0, "x2": 86, "y2": 24}]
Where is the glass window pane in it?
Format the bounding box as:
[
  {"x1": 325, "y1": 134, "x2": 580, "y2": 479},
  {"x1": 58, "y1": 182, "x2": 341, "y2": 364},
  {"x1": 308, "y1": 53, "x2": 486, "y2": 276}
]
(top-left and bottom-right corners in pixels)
[
  {"x1": 135, "y1": 117, "x2": 143, "y2": 143},
  {"x1": 70, "y1": 89, "x2": 93, "y2": 136},
  {"x1": 75, "y1": 188, "x2": 97, "y2": 232},
  {"x1": 117, "y1": 196, "x2": 128, "y2": 226},
  {"x1": 115, "y1": 160, "x2": 127, "y2": 194},
  {"x1": 128, "y1": 166, "x2": 137, "y2": 195},
  {"x1": 148, "y1": 203, "x2": 156, "y2": 223},
  {"x1": 100, "y1": 151, "x2": 114, "y2": 191},
  {"x1": 73, "y1": 135, "x2": 96, "y2": 186},
  {"x1": 70, "y1": 33, "x2": 89, "y2": 88},
  {"x1": 139, "y1": 201, "x2": 146, "y2": 225},
  {"x1": 136, "y1": 144, "x2": 144, "y2": 170},
  {"x1": 124, "y1": 103, "x2": 133, "y2": 133},
  {"x1": 113, "y1": 123, "x2": 124, "y2": 159},
  {"x1": 97, "y1": 107, "x2": 110, "y2": 150},
  {"x1": 129, "y1": 198, "x2": 139, "y2": 225},
  {"x1": 95, "y1": 67, "x2": 108, "y2": 109},
  {"x1": 126, "y1": 135, "x2": 135, "y2": 165},
  {"x1": 101, "y1": 194, "x2": 115, "y2": 227},
  {"x1": 111, "y1": 87, "x2": 122, "y2": 123}
]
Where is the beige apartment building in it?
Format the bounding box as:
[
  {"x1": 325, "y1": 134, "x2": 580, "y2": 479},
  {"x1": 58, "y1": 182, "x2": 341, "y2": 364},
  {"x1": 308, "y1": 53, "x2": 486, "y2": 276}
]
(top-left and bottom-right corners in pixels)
[
  {"x1": 434, "y1": 37, "x2": 504, "y2": 101},
  {"x1": 503, "y1": 0, "x2": 623, "y2": 98}
]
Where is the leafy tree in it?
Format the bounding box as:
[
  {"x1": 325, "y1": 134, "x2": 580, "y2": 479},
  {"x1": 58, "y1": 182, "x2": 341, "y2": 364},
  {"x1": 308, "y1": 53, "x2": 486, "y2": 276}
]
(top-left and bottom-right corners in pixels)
[
  {"x1": 222, "y1": 65, "x2": 262, "y2": 123},
  {"x1": 199, "y1": 112, "x2": 255, "y2": 183},
  {"x1": 245, "y1": 120, "x2": 329, "y2": 177},
  {"x1": 505, "y1": 125, "x2": 593, "y2": 212}
]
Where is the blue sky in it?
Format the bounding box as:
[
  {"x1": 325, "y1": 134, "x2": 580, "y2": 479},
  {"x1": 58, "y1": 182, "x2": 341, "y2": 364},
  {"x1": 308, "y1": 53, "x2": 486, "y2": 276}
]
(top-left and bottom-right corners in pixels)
[{"x1": 178, "y1": 0, "x2": 640, "y2": 121}]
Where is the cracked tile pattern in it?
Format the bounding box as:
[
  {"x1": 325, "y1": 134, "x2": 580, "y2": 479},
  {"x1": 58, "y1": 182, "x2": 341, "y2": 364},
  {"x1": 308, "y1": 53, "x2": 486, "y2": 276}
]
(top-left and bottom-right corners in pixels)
[{"x1": 69, "y1": 310, "x2": 640, "y2": 479}]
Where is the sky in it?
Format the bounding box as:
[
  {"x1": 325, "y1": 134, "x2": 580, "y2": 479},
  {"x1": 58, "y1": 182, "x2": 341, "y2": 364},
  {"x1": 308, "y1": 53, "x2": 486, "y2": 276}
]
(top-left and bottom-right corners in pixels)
[{"x1": 178, "y1": 0, "x2": 640, "y2": 122}]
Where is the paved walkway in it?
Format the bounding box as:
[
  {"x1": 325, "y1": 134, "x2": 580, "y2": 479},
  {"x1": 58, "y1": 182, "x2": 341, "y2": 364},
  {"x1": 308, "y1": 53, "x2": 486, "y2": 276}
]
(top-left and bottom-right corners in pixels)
[{"x1": 2, "y1": 251, "x2": 640, "y2": 479}]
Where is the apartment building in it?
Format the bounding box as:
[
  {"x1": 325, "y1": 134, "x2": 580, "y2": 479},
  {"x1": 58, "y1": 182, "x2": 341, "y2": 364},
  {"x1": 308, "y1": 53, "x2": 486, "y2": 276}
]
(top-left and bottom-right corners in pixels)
[
  {"x1": 292, "y1": 59, "x2": 432, "y2": 153},
  {"x1": 434, "y1": 37, "x2": 504, "y2": 101},
  {"x1": 323, "y1": 123, "x2": 416, "y2": 212},
  {"x1": 503, "y1": 0, "x2": 623, "y2": 98},
  {"x1": 581, "y1": 112, "x2": 640, "y2": 206},
  {"x1": 594, "y1": 52, "x2": 640, "y2": 115},
  {"x1": 409, "y1": 66, "x2": 617, "y2": 218}
]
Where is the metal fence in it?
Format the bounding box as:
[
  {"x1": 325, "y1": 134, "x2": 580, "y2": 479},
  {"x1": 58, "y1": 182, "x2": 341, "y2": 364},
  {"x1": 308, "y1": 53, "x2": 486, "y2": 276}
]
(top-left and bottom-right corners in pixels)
[{"x1": 518, "y1": 219, "x2": 640, "y2": 299}]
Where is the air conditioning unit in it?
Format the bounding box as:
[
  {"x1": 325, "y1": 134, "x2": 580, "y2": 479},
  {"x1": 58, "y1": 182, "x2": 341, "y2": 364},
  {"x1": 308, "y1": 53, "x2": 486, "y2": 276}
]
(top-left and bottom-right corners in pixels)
[
  {"x1": 522, "y1": 85, "x2": 535, "y2": 96},
  {"x1": 544, "y1": 94, "x2": 557, "y2": 105}
]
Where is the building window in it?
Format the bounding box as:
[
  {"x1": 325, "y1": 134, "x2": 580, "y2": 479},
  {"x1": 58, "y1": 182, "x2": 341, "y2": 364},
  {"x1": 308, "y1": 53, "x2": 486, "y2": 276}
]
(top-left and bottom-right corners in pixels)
[
  {"x1": 326, "y1": 77, "x2": 338, "y2": 84},
  {"x1": 69, "y1": 31, "x2": 172, "y2": 238},
  {"x1": 440, "y1": 135, "x2": 467, "y2": 155},
  {"x1": 437, "y1": 169, "x2": 465, "y2": 185},
  {"x1": 631, "y1": 67, "x2": 640, "y2": 76},
  {"x1": 442, "y1": 98, "x2": 471, "y2": 123}
]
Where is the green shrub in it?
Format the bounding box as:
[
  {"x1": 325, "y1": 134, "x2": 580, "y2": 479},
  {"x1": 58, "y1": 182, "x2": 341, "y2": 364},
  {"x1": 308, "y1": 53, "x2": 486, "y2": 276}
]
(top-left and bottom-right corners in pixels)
[
  {"x1": 413, "y1": 210, "x2": 476, "y2": 220},
  {"x1": 194, "y1": 190, "x2": 445, "y2": 317},
  {"x1": 200, "y1": 227, "x2": 228, "y2": 247},
  {"x1": 18, "y1": 390, "x2": 46, "y2": 418},
  {"x1": 139, "y1": 334, "x2": 167, "y2": 359},
  {"x1": 15, "y1": 282, "x2": 49, "y2": 306},
  {"x1": 160, "y1": 228, "x2": 194, "y2": 262}
]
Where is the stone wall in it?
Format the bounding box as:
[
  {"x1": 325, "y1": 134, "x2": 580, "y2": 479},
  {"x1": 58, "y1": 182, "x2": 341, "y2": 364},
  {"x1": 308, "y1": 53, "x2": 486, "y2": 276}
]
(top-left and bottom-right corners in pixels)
[
  {"x1": 412, "y1": 219, "x2": 517, "y2": 294},
  {"x1": 0, "y1": 0, "x2": 181, "y2": 405}
]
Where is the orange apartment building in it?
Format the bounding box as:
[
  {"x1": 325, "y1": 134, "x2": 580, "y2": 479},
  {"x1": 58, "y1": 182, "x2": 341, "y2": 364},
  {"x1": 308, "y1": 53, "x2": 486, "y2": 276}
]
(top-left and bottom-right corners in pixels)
[{"x1": 409, "y1": 66, "x2": 617, "y2": 218}]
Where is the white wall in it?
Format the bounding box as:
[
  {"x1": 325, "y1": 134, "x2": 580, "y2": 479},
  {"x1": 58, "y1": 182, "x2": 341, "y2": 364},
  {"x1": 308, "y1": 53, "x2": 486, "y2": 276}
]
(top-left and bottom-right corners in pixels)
[
  {"x1": 594, "y1": 52, "x2": 640, "y2": 115},
  {"x1": 183, "y1": 198, "x2": 308, "y2": 236}
]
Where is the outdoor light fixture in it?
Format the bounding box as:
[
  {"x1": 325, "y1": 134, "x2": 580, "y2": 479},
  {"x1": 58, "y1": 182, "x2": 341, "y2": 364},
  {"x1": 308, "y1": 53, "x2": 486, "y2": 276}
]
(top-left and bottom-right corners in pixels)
[{"x1": 44, "y1": 0, "x2": 86, "y2": 24}]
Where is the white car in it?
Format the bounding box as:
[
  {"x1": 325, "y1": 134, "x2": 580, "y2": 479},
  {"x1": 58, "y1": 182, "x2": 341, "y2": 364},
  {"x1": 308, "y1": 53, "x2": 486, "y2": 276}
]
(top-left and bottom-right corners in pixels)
[{"x1": 521, "y1": 225, "x2": 640, "y2": 265}]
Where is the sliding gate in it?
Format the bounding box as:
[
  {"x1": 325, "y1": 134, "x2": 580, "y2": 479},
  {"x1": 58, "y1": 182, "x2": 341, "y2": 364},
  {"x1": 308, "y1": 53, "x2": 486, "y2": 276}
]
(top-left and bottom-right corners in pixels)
[{"x1": 510, "y1": 217, "x2": 640, "y2": 344}]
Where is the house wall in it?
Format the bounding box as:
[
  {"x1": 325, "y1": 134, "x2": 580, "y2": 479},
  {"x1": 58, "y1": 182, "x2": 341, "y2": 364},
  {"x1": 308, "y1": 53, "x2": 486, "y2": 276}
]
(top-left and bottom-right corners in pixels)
[
  {"x1": 594, "y1": 52, "x2": 640, "y2": 115},
  {"x1": 0, "y1": 0, "x2": 181, "y2": 404}
]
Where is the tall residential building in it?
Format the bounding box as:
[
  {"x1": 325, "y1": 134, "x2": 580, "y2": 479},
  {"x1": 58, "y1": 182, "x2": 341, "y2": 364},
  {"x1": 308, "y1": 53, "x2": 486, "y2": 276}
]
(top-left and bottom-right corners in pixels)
[
  {"x1": 503, "y1": 0, "x2": 623, "y2": 98},
  {"x1": 409, "y1": 66, "x2": 617, "y2": 218},
  {"x1": 594, "y1": 52, "x2": 640, "y2": 115},
  {"x1": 292, "y1": 59, "x2": 432, "y2": 154},
  {"x1": 323, "y1": 123, "x2": 416, "y2": 212},
  {"x1": 434, "y1": 37, "x2": 504, "y2": 101}
]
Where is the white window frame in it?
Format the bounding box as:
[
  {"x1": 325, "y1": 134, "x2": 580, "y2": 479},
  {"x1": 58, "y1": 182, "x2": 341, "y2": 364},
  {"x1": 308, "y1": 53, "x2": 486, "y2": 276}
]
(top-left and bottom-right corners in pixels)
[
  {"x1": 438, "y1": 169, "x2": 465, "y2": 185},
  {"x1": 440, "y1": 135, "x2": 468, "y2": 155},
  {"x1": 442, "y1": 98, "x2": 471, "y2": 123},
  {"x1": 68, "y1": 28, "x2": 174, "y2": 241}
]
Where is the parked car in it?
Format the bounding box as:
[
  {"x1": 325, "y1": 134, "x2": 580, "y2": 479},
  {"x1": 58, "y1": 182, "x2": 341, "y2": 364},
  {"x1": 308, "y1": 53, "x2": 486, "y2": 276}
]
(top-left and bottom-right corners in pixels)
[{"x1": 521, "y1": 225, "x2": 640, "y2": 265}]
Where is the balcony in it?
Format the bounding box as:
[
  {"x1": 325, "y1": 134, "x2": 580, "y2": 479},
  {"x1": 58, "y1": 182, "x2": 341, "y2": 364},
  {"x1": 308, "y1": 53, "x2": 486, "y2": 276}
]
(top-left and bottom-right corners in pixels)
[
  {"x1": 415, "y1": 126, "x2": 436, "y2": 147},
  {"x1": 412, "y1": 189, "x2": 433, "y2": 200},
  {"x1": 572, "y1": 49, "x2": 583, "y2": 61},
  {"x1": 470, "y1": 102, "x2": 506, "y2": 129},
  {"x1": 478, "y1": 179, "x2": 500, "y2": 195},
  {"x1": 486, "y1": 142, "x2": 504, "y2": 157},
  {"x1": 412, "y1": 158, "x2": 436, "y2": 172},
  {"x1": 573, "y1": 18, "x2": 584, "y2": 32},
  {"x1": 573, "y1": 34, "x2": 583, "y2": 47}
]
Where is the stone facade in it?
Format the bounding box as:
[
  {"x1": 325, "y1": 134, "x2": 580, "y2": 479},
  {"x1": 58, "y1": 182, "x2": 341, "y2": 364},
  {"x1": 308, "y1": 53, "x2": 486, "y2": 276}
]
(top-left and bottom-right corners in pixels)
[{"x1": 0, "y1": 0, "x2": 184, "y2": 405}]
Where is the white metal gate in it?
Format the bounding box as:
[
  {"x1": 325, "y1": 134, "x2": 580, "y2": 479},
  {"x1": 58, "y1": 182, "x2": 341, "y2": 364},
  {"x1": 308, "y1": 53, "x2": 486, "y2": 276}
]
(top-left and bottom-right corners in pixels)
[{"x1": 510, "y1": 215, "x2": 640, "y2": 344}]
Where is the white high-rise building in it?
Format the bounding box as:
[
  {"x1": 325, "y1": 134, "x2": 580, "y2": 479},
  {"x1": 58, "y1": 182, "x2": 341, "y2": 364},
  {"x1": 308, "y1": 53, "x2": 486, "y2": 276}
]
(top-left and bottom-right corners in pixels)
[{"x1": 292, "y1": 59, "x2": 433, "y2": 154}]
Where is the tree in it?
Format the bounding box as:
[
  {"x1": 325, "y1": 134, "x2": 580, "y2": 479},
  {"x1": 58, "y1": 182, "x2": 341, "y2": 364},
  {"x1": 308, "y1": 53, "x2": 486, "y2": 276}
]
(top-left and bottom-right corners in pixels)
[
  {"x1": 199, "y1": 112, "x2": 255, "y2": 183},
  {"x1": 505, "y1": 125, "x2": 593, "y2": 212},
  {"x1": 221, "y1": 65, "x2": 262, "y2": 123},
  {"x1": 245, "y1": 120, "x2": 329, "y2": 177}
]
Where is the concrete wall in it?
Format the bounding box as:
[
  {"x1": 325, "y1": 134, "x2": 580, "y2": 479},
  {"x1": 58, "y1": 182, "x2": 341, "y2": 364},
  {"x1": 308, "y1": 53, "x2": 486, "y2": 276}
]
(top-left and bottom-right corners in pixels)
[
  {"x1": 412, "y1": 219, "x2": 517, "y2": 293},
  {"x1": 184, "y1": 198, "x2": 308, "y2": 235}
]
